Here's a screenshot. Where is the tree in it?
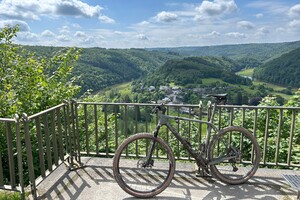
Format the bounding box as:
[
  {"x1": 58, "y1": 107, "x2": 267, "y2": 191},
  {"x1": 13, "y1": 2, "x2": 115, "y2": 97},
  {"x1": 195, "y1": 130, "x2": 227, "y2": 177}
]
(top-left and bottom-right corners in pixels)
[
  {"x1": 0, "y1": 25, "x2": 81, "y2": 117},
  {"x1": 0, "y1": 25, "x2": 82, "y2": 185}
]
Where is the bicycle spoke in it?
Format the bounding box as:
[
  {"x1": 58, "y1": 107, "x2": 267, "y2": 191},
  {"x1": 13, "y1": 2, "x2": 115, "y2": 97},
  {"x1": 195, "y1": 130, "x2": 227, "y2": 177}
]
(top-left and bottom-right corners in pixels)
[
  {"x1": 209, "y1": 126, "x2": 260, "y2": 184},
  {"x1": 113, "y1": 133, "x2": 175, "y2": 198}
]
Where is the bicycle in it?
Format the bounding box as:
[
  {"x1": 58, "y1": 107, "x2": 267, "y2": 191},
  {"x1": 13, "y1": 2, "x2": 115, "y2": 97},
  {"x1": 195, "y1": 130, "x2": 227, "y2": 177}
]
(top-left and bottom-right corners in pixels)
[{"x1": 113, "y1": 94, "x2": 261, "y2": 198}]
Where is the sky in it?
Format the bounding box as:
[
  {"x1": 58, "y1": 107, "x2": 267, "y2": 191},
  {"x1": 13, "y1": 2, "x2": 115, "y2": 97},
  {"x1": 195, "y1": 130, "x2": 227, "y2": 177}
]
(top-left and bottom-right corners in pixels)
[{"x1": 0, "y1": 0, "x2": 300, "y2": 48}]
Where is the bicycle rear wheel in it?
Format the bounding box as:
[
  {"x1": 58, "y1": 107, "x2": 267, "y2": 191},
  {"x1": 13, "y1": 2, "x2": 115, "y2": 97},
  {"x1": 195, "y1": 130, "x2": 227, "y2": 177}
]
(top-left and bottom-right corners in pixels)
[
  {"x1": 208, "y1": 126, "x2": 260, "y2": 185},
  {"x1": 113, "y1": 133, "x2": 175, "y2": 198}
]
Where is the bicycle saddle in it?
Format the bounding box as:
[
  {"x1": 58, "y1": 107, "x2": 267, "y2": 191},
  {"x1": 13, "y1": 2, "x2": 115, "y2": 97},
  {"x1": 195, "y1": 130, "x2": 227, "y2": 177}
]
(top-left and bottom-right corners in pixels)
[{"x1": 207, "y1": 94, "x2": 227, "y2": 104}]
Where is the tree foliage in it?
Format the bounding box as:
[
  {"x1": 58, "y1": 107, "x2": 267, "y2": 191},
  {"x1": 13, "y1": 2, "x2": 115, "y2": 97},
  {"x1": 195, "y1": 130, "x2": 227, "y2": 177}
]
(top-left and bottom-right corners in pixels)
[
  {"x1": 253, "y1": 47, "x2": 300, "y2": 88},
  {"x1": 0, "y1": 25, "x2": 81, "y2": 117},
  {"x1": 151, "y1": 41, "x2": 300, "y2": 63},
  {"x1": 139, "y1": 56, "x2": 252, "y2": 89},
  {"x1": 24, "y1": 46, "x2": 183, "y2": 95}
]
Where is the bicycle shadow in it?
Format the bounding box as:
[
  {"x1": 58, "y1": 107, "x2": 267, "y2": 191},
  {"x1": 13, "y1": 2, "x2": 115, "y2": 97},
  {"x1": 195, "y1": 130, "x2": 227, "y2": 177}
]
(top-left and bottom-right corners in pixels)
[{"x1": 36, "y1": 157, "x2": 295, "y2": 200}]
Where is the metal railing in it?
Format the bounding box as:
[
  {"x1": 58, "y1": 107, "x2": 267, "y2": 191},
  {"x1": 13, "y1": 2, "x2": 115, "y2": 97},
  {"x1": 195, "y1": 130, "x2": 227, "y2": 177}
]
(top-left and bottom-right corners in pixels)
[
  {"x1": 1, "y1": 101, "x2": 300, "y2": 199},
  {"x1": 74, "y1": 101, "x2": 300, "y2": 167},
  {"x1": 0, "y1": 102, "x2": 79, "y2": 199}
]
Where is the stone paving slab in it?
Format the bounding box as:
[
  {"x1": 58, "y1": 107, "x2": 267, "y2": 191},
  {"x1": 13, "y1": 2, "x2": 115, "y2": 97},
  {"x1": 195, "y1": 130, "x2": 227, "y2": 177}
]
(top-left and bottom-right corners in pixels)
[{"x1": 35, "y1": 157, "x2": 298, "y2": 200}]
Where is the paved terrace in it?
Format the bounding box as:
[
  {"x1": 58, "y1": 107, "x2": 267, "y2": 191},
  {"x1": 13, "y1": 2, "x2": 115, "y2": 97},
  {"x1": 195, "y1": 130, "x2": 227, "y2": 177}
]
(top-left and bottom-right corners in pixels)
[{"x1": 34, "y1": 157, "x2": 298, "y2": 200}]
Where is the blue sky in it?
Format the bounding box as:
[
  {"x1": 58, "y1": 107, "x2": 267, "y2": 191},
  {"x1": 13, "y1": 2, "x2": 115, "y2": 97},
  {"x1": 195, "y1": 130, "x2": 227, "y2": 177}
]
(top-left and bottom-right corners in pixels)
[{"x1": 1, "y1": 0, "x2": 300, "y2": 48}]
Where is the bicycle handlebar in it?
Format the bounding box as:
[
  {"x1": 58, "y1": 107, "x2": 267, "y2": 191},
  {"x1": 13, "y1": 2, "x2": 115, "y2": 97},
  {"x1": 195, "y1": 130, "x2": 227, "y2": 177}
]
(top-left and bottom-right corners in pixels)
[
  {"x1": 152, "y1": 93, "x2": 227, "y2": 115},
  {"x1": 152, "y1": 104, "x2": 167, "y2": 115}
]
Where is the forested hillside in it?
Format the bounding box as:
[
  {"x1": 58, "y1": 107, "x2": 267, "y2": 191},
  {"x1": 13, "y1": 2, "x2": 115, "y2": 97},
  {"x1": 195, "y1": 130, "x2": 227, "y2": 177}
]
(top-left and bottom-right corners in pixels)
[
  {"x1": 253, "y1": 47, "x2": 300, "y2": 88},
  {"x1": 150, "y1": 41, "x2": 300, "y2": 62},
  {"x1": 142, "y1": 56, "x2": 252, "y2": 87},
  {"x1": 24, "y1": 46, "x2": 182, "y2": 94},
  {"x1": 23, "y1": 40, "x2": 300, "y2": 96}
]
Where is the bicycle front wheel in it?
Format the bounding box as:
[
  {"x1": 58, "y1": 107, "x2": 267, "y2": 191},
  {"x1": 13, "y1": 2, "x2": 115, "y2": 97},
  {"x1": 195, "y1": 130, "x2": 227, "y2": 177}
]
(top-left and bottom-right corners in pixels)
[
  {"x1": 113, "y1": 133, "x2": 175, "y2": 198},
  {"x1": 208, "y1": 126, "x2": 260, "y2": 185}
]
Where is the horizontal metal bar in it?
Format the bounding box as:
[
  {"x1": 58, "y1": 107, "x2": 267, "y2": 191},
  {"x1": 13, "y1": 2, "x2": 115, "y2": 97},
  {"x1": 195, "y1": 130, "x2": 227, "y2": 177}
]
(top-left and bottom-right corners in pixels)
[
  {"x1": 77, "y1": 102, "x2": 300, "y2": 110},
  {"x1": 0, "y1": 118, "x2": 16, "y2": 122},
  {"x1": 77, "y1": 102, "x2": 201, "y2": 108},
  {"x1": 28, "y1": 103, "x2": 66, "y2": 120},
  {"x1": 219, "y1": 104, "x2": 300, "y2": 110}
]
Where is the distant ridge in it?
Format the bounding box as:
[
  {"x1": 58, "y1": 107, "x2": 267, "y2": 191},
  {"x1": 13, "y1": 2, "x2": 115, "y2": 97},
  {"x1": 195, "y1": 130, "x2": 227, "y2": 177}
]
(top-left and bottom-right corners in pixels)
[{"x1": 148, "y1": 41, "x2": 300, "y2": 62}]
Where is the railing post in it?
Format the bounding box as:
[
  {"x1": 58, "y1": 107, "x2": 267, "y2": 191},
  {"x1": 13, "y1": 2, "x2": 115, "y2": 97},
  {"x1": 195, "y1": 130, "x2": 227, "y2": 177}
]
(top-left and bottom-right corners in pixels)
[
  {"x1": 73, "y1": 100, "x2": 81, "y2": 164},
  {"x1": 198, "y1": 101, "x2": 203, "y2": 149},
  {"x1": 22, "y1": 113, "x2": 37, "y2": 199},
  {"x1": 288, "y1": 109, "x2": 296, "y2": 166},
  {"x1": 84, "y1": 104, "x2": 89, "y2": 155},
  {"x1": 70, "y1": 99, "x2": 82, "y2": 167},
  {"x1": 5, "y1": 121, "x2": 16, "y2": 188},
  {"x1": 104, "y1": 104, "x2": 109, "y2": 156},
  {"x1": 94, "y1": 104, "x2": 99, "y2": 155},
  {"x1": 14, "y1": 115, "x2": 25, "y2": 200},
  {"x1": 63, "y1": 100, "x2": 74, "y2": 168},
  {"x1": 263, "y1": 109, "x2": 270, "y2": 165}
]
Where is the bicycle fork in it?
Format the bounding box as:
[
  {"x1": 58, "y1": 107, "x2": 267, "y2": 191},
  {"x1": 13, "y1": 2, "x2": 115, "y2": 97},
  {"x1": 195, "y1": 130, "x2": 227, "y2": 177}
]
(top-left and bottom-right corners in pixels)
[{"x1": 143, "y1": 123, "x2": 161, "y2": 167}]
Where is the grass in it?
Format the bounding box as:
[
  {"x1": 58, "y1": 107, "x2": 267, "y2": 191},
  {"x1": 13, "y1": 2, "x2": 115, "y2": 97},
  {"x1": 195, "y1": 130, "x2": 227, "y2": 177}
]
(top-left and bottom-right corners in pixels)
[
  {"x1": 253, "y1": 80, "x2": 288, "y2": 91},
  {"x1": 236, "y1": 68, "x2": 254, "y2": 77},
  {"x1": 202, "y1": 78, "x2": 227, "y2": 85},
  {"x1": 96, "y1": 82, "x2": 132, "y2": 99},
  {"x1": 202, "y1": 77, "x2": 295, "y2": 100},
  {"x1": 0, "y1": 191, "x2": 21, "y2": 200},
  {"x1": 113, "y1": 82, "x2": 132, "y2": 96}
]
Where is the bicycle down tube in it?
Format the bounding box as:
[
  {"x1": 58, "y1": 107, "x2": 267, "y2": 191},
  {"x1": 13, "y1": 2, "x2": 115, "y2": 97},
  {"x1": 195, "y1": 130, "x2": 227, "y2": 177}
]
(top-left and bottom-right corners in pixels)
[{"x1": 151, "y1": 112, "x2": 219, "y2": 168}]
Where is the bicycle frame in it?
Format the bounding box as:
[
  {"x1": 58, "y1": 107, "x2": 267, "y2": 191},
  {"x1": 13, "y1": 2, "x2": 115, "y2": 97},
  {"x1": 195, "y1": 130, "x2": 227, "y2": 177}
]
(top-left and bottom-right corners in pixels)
[{"x1": 149, "y1": 103, "x2": 220, "y2": 168}]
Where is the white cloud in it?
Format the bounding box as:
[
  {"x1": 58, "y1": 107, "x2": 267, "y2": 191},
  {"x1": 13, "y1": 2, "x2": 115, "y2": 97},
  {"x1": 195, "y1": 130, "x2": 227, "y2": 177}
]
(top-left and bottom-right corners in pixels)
[
  {"x1": 155, "y1": 11, "x2": 178, "y2": 22},
  {"x1": 0, "y1": 20, "x2": 30, "y2": 32},
  {"x1": 256, "y1": 27, "x2": 270, "y2": 36},
  {"x1": 137, "y1": 21, "x2": 151, "y2": 26},
  {"x1": 225, "y1": 32, "x2": 245, "y2": 38},
  {"x1": 199, "y1": 31, "x2": 221, "y2": 39},
  {"x1": 276, "y1": 27, "x2": 285, "y2": 32},
  {"x1": 0, "y1": 0, "x2": 41, "y2": 20},
  {"x1": 57, "y1": 34, "x2": 71, "y2": 42},
  {"x1": 59, "y1": 26, "x2": 70, "y2": 34},
  {"x1": 210, "y1": 30, "x2": 221, "y2": 36},
  {"x1": 41, "y1": 30, "x2": 55, "y2": 37},
  {"x1": 17, "y1": 31, "x2": 39, "y2": 42},
  {"x1": 74, "y1": 31, "x2": 87, "y2": 38},
  {"x1": 72, "y1": 23, "x2": 82, "y2": 29},
  {"x1": 136, "y1": 34, "x2": 149, "y2": 40},
  {"x1": 55, "y1": 0, "x2": 102, "y2": 18},
  {"x1": 289, "y1": 20, "x2": 300, "y2": 28},
  {"x1": 237, "y1": 21, "x2": 255, "y2": 29},
  {"x1": 99, "y1": 15, "x2": 115, "y2": 24},
  {"x1": 255, "y1": 13, "x2": 264, "y2": 18},
  {"x1": 0, "y1": 0, "x2": 108, "y2": 22},
  {"x1": 195, "y1": 0, "x2": 238, "y2": 19},
  {"x1": 289, "y1": 4, "x2": 300, "y2": 17}
]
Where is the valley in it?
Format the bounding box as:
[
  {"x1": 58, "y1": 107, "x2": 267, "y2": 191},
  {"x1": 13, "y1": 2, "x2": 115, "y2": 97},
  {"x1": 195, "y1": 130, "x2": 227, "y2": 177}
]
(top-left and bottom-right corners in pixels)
[{"x1": 24, "y1": 40, "x2": 300, "y2": 105}]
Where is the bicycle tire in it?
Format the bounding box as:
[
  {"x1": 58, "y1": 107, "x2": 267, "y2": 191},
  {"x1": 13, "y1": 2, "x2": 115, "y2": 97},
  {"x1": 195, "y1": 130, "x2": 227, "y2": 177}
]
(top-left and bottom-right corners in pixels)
[
  {"x1": 208, "y1": 126, "x2": 260, "y2": 185},
  {"x1": 113, "y1": 133, "x2": 175, "y2": 198}
]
